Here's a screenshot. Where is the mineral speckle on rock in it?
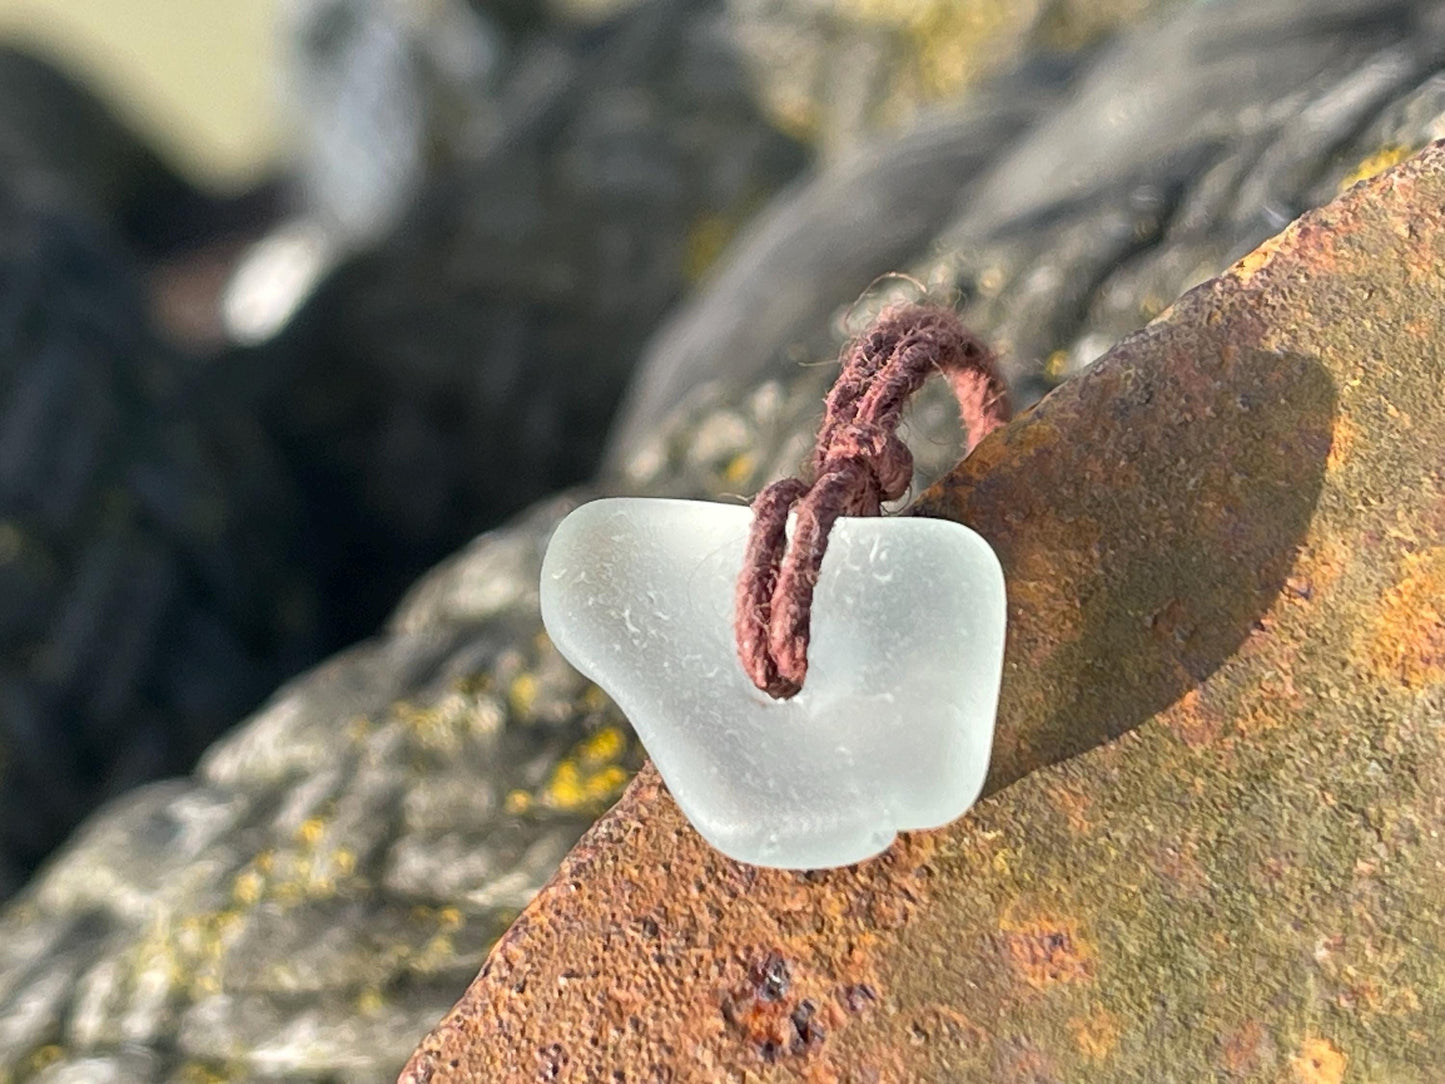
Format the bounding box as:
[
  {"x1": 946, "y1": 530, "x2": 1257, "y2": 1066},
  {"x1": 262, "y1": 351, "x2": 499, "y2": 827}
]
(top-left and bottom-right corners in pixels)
[
  {"x1": 1, "y1": 0, "x2": 1444, "y2": 1080},
  {"x1": 249, "y1": 0, "x2": 810, "y2": 637}
]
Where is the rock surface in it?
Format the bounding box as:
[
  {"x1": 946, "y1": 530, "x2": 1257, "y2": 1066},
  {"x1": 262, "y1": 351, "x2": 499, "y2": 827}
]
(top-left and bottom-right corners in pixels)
[
  {"x1": 607, "y1": 0, "x2": 1445, "y2": 458},
  {"x1": 0, "y1": 181, "x2": 322, "y2": 899},
  {"x1": 403, "y1": 139, "x2": 1445, "y2": 1084},
  {"x1": 253, "y1": 0, "x2": 809, "y2": 632},
  {"x1": 0, "y1": 45, "x2": 277, "y2": 259},
  {"x1": 1, "y1": 0, "x2": 1442, "y2": 1080},
  {"x1": 724, "y1": 0, "x2": 1163, "y2": 152}
]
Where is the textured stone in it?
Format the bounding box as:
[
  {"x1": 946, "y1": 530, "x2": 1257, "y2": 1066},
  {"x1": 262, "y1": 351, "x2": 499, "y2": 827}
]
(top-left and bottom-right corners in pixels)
[
  {"x1": 402, "y1": 141, "x2": 1445, "y2": 1083},
  {"x1": 724, "y1": 0, "x2": 1166, "y2": 152},
  {"x1": 609, "y1": 0, "x2": 1445, "y2": 463},
  {"x1": 2, "y1": 1, "x2": 1442, "y2": 1079},
  {"x1": 0, "y1": 179, "x2": 321, "y2": 897},
  {"x1": 253, "y1": 0, "x2": 810, "y2": 633}
]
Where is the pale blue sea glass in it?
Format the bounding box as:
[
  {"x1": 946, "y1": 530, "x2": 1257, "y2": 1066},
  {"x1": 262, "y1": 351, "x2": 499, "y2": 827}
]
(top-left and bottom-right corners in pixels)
[{"x1": 539, "y1": 498, "x2": 1006, "y2": 870}]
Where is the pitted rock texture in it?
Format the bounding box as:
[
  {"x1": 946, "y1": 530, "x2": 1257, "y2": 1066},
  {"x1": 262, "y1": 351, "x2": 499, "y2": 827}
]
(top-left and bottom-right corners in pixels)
[
  {"x1": 2, "y1": 0, "x2": 1444, "y2": 1080},
  {"x1": 403, "y1": 139, "x2": 1445, "y2": 1084}
]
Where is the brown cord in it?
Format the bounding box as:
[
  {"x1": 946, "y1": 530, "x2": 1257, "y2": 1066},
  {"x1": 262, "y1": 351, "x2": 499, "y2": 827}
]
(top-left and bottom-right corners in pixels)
[{"x1": 734, "y1": 302, "x2": 1010, "y2": 699}]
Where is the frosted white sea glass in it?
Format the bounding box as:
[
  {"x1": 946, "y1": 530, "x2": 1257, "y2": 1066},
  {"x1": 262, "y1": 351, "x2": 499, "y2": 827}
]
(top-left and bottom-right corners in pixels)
[{"x1": 539, "y1": 498, "x2": 1006, "y2": 870}]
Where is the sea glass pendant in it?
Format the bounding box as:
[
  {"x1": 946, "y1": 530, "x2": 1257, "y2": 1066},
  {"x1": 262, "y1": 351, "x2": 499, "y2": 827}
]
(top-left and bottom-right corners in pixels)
[{"x1": 539, "y1": 498, "x2": 1006, "y2": 870}]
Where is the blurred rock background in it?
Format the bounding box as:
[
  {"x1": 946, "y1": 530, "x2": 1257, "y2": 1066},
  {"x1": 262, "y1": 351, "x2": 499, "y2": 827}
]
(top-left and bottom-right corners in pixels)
[
  {"x1": 0, "y1": 0, "x2": 1441, "y2": 1079},
  {"x1": 0, "y1": 0, "x2": 815, "y2": 896},
  {"x1": 0, "y1": 0, "x2": 1176, "y2": 904}
]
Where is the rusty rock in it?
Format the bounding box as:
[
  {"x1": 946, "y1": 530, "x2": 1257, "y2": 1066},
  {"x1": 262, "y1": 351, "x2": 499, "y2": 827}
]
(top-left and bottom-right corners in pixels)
[{"x1": 403, "y1": 145, "x2": 1445, "y2": 1080}]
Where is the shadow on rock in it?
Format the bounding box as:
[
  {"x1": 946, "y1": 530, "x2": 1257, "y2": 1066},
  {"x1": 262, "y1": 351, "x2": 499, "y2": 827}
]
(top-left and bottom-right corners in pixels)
[{"x1": 915, "y1": 324, "x2": 1335, "y2": 792}]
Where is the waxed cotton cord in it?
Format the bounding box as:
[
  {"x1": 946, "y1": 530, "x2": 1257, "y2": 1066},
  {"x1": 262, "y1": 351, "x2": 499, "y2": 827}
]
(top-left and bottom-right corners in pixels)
[{"x1": 734, "y1": 302, "x2": 1010, "y2": 699}]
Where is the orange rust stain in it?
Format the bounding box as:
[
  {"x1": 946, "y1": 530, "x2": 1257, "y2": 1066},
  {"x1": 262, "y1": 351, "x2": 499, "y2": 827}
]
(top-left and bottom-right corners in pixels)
[
  {"x1": 1291, "y1": 1037, "x2": 1347, "y2": 1084},
  {"x1": 1297, "y1": 537, "x2": 1349, "y2": 600},
  {"x1": 1326, "y1": 414, "x2": 1359, "y2": 472},
  {"x1": 1164, "y1": 687, "x2": 1225, "y2": 749},
  {"x1": 1337, "y1": 974, "x2": 1422, "y2": 1017},
  {"x1": 1403, "y1": 314, "x2": 1435, "y2": 339},
  {"x1": 1226, "y1": 210, "x2": 1349, "y2": 284},
  {"x1": 1001, "y1": 916, "x2": 1095, "y2": 989},
  {"x1": 1070, "y1": 1008, "x2": 1121, "y2": 1061},
  {"x1": 1221, "y1": 1019, "x2": 1272, "y2": 1077},
  {"x1": 1362, "y1": 547, "x2": 1445, "y2": 688},
  {"x1": 997, "y1": 1044, "x2": 1058, "y2": 1081},
  {"x1": 1050, "y1": 785, "x2": 1094, "y2": 834},
  {"x1": 1012, "y1": 418, "x2": 1062, "y2": 457},
  {"x1": 1229, "y1": 243, "x2": 1279, "y2": 285},
  {"x1": 1233, "y1": 704, "x2": 1285, "y2": 738}
]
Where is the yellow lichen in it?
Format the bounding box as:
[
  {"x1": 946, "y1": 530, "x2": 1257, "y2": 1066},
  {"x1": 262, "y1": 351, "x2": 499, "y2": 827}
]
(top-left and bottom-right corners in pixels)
[
  {"x1": 722, "y1": 452, "x2": 756, "y2": 487},
  {"x1": 173, "y1": 1064, "x2": 233, "y2": 1084},
  {"x1": 413, "y1": 933, "x2": 457, "y2": 971},
  {"x1": 1043, "y1": 349, "x2": 1070, "y2": 384},
  {"x1": 231, "y1": 869, "x2": 264, "y2": 907},
  {"x1": 540, "y1": 759, "x2": 630, "y2": 812},
  {"x1": 295, "y1": 817, "x2": 325, "y2": 847},
  {"x1": 508, "y1": 673, "x2": 539, "y2": 719},
  {"x1": 838, "y1": 0, "x2": 1025, "y2": 106},
  {"x1": 396, "y1": 691, "x2": 499, "y2": 748},
  {"x1": 577, "y1": 726, "x2": 626, "y2": 767},
  {"x1": 1338, "y1": 144, "x2": 1417, "y2": 191},
  {"x1": 506, "y1": 726, "x2": 633, "y2": 815},
  {"x1": 438, "y1": 906, "x2": 463, "y2": 930},
  {"x1": 685, "y1": 214, "x2": 736, "y2": 282},
  {"x1": 24, "y1": 1046, "x2": 62, "y2": 1074}
]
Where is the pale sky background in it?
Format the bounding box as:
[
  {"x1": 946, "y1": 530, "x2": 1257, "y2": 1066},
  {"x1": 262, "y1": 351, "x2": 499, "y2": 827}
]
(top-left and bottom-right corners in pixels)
[{"x1": 0, "y1": 0, "x2": 284, "y2": 190}]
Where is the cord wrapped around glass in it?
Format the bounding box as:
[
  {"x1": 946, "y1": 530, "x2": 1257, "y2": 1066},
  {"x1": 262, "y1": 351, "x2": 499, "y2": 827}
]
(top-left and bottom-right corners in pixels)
[{"x1": 540, "y1": 498, "x2": 1006, "y2": 869}]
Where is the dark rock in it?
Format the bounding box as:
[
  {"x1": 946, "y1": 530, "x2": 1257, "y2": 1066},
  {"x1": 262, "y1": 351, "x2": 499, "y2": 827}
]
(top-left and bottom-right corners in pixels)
[
  {"x1": 2, "y1": 0, "x2": 1443, "y2": 1079},
  {"x1": 254, "y1": 0, "x2": 809, "y2": 634},
  {"x1": 0, "y1": 46, "x2": 279, "y2": 261},
  {"x1": 0, "y1": 182, "x2": 322, "y2": 896},
  {"x1": 607, "y1": 0, "x2": 1445, "y2": 464}
]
